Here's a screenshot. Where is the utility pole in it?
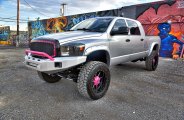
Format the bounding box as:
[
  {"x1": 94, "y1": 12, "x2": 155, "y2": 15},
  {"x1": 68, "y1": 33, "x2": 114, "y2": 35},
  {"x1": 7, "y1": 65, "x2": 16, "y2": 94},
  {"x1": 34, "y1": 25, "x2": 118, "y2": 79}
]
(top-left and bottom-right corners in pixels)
[
  {"x1": 60, "y1": 3, "x2": 67, "y2": 16},
  {"x1": 16, "y1": 0, "x2": 20, "y2": 47}
]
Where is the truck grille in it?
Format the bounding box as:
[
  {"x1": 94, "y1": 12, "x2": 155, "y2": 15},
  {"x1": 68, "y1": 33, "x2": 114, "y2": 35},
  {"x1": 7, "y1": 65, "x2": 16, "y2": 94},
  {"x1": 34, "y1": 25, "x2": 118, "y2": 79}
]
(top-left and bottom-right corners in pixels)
[{"x1": 30, "y1": 40, "x2": 60, "y2": 58}]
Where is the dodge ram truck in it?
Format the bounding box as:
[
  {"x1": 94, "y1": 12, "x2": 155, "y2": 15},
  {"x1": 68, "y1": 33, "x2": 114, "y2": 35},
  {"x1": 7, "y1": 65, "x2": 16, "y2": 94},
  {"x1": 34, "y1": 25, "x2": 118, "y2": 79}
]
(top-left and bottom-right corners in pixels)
[{"x1": 25, "y1": 17, "x2": 160, "y2": 100}]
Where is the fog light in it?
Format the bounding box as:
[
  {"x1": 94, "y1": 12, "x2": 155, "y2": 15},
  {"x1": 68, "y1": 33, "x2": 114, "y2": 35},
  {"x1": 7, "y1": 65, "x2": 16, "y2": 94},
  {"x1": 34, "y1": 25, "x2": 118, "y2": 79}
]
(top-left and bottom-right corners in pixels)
[{"x1": 55, "y1": 62, "x2": 62, "y2": 68}]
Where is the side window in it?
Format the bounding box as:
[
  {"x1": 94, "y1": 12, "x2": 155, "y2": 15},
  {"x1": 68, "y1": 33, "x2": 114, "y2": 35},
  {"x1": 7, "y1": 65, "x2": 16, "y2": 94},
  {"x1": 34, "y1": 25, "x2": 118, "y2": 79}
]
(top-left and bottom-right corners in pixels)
[
  {"x1": 111, "y1": 19, "x2": 128, "y2": 35},
  {"x1": 127, "y1": 20, "x2": 141, "y2": 35}
]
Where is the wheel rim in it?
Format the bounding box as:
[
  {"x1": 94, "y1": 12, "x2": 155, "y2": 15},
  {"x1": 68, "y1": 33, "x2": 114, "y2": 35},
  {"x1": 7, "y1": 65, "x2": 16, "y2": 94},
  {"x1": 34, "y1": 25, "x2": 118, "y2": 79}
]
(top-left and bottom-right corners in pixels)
[{"x1": 92, "y1": 71, "x2": 106, "y2": 94}]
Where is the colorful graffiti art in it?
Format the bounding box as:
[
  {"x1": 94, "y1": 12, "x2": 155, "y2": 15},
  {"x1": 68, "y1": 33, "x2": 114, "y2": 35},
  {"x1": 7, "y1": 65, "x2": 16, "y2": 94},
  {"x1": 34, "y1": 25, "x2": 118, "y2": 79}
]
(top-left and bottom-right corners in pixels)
[
  {"x1": 158, "y1": 23, "x2": 184, "y2": 57},
  {"x1": 31, "y1": 18, "x2": 48, "y2": 38},
  {"x1": 29, "y1": 11, "x2": 118, "y2": 39},
  {"x1": 71, "y1": 13, "x2": 97, "y2": 25},
  {"x1": 137, "y1": 0, "x2": 184, "y2": 58},
  {"x1": 0, "y1": 26, "x2": 10, "y2": 41},
  {"x1": 46, "y1": 16, "x2": 68, "y2": 33}
]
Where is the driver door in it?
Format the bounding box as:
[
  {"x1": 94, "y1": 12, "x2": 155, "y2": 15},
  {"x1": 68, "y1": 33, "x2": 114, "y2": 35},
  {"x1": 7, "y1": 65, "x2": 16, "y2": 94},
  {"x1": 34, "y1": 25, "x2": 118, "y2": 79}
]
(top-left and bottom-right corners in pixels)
[{"x1": 109, "y1": 19, "x2": 130, "y2": 58}]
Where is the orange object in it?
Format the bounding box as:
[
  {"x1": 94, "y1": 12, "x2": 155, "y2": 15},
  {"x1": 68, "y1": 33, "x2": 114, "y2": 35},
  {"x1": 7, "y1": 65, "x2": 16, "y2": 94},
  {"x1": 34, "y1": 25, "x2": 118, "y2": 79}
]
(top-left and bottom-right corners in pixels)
[
  {"x1": 0, "y1": 41, "x2": 11, "y2": 45},
  {"x1": 173, "y1": 54, "x2": 179, "y2": 59}
]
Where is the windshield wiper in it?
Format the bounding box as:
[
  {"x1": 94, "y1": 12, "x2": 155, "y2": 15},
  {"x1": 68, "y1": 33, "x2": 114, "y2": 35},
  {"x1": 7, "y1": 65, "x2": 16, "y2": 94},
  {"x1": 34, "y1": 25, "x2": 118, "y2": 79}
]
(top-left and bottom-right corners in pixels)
[
  {"x1": 76, "y1": 28, "x2": 103, "y2": 33},
  {"x1": 76, "y1": 28, "x2": 91, "y2": 31}
]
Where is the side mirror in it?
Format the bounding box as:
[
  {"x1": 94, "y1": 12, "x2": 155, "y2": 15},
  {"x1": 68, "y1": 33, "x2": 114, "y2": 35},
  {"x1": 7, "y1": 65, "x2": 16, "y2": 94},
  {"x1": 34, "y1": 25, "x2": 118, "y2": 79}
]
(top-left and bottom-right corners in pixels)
[{"x1": 110, "y1": 27, "x2": 129, "y2": 36}]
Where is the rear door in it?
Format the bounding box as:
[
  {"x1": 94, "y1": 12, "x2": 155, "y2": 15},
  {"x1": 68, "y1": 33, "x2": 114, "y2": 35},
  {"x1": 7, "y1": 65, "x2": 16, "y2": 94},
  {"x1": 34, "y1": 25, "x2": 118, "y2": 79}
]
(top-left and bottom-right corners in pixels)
[{"x1": 126, "y1": 20, "x2": 145, "y2": 54}]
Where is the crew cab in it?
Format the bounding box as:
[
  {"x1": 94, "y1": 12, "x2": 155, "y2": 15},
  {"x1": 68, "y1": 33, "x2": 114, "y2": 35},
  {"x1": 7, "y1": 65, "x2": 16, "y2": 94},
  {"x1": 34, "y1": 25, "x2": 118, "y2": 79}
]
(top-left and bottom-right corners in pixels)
[{"x1": 25, "y1": 17, "x2": 160, "y2": 100}]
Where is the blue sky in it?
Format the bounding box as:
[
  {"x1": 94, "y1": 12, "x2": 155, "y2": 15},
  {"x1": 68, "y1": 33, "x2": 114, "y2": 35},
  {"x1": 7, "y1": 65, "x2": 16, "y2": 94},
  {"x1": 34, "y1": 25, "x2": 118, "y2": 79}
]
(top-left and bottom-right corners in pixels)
[{"x1": 0, "y1": 0, "x2": 162, "y2": 31}]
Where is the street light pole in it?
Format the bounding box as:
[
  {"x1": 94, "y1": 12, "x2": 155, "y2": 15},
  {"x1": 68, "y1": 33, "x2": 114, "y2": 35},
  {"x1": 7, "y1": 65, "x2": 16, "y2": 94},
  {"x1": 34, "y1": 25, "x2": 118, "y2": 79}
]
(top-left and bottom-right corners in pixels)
[{"x1": 17, "y1": 0, "x2": 20, "y2": 47}]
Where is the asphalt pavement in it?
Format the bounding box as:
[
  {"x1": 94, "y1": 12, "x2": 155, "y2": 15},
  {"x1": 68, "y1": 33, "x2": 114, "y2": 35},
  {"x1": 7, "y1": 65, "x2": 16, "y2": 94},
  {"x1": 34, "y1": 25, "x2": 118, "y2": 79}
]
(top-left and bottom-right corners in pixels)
[{"x1": 0, "y1": 48, "x2": 184, "y2": 120}]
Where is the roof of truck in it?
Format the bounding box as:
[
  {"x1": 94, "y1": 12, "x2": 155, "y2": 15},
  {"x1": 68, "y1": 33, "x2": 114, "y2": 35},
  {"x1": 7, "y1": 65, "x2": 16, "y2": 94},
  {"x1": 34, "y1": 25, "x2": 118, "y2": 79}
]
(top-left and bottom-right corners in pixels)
[
  {"x1": 91, "y1": 16, "x2": 135, "y2": 21},
  {"x1": 94, "y1": 16, "x2": 122, "y2": 19}
]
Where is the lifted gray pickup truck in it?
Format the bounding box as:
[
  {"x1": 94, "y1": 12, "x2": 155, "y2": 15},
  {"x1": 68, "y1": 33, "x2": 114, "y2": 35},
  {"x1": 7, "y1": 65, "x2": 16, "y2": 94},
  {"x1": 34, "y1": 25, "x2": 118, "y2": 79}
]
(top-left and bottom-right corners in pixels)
[{"x1": 25, "y1": 17, "x2": 160, "y2": 100}]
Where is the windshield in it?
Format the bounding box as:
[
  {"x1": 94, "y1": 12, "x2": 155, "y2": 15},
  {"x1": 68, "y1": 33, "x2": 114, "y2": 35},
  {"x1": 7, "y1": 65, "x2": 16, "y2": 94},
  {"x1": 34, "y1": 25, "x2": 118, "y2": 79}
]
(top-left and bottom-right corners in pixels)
[{"x1": 70, "y1": 18, "x2": 113, "y2": 33}]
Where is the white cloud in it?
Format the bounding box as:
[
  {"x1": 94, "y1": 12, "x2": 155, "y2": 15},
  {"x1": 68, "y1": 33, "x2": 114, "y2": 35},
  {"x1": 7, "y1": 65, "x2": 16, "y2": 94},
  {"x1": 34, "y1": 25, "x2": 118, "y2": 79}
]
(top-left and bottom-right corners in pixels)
[
  {"x1": 8, "y1": 0, "x2": 32, "y2": 10},
  {"x1": 65, "y1": 0, "x2": 163, "y2": 15}
]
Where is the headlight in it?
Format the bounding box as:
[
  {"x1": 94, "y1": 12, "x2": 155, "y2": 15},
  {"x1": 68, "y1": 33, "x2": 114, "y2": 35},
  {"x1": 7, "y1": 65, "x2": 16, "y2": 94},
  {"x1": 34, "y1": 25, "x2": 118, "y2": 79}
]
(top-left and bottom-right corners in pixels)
[{"x1": 60, "y1": 43, "x2": 85, "y2": 56}]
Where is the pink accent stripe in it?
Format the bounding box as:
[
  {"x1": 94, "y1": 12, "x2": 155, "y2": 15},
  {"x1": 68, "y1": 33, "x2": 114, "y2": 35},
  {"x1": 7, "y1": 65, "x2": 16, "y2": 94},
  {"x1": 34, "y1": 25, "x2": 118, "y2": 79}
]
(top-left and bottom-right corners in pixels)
[
  {"x1": 180, "y1": 45, "x2": 184, "y2": 58},
  {"x1": 25, "y1": 50, "x2": 55, "y2": 61}
]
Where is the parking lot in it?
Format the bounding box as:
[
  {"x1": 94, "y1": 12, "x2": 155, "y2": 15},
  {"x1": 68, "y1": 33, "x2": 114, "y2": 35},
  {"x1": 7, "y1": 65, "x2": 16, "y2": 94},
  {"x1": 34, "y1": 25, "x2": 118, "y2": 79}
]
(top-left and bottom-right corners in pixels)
[{"x1": 0, "y1": 48, "x2": 184, "y2": 120}]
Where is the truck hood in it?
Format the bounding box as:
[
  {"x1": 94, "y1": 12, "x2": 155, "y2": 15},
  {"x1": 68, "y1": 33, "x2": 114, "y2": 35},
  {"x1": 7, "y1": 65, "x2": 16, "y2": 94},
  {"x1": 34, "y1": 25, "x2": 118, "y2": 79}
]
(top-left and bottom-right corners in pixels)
[{"x1": 35, "y1": 31, "x2": 103, "y2": 43}]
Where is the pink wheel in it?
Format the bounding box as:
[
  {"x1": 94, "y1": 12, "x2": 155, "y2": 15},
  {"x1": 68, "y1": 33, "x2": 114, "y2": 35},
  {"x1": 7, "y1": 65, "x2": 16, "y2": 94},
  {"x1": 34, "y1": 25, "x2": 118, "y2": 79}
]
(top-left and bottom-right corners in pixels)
[{"x1": 77, "y1": 61, "x2": 110, "y2": 100}]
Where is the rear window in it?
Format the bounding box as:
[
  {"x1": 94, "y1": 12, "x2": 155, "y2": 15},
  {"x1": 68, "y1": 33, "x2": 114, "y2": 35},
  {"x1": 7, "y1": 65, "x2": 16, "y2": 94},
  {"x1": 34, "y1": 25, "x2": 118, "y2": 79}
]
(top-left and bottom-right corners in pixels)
[{"x1": 126, "y1": 20, "x2": 141, "y2": 35}]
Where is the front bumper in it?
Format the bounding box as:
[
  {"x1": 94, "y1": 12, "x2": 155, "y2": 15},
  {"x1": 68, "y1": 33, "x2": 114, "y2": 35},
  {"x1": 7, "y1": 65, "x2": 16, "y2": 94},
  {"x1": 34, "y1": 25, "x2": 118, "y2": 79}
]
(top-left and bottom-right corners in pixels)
[{"x1": 24, "y1": 55, "x2": 87, "y2": 72}]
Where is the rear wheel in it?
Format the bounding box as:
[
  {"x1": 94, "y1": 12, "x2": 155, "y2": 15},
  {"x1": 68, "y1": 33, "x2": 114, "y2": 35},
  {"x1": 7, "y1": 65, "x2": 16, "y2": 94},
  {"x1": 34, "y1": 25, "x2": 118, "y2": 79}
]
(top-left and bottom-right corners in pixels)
[
  {"x1": 145, "y1": 51, "x2": 159, "y2": 71},
  {"x1": 77, "y1": 61, "x2": 110, "y2": 100},
  {"x1": 37, "y1": 71, "x2": 61, "y2": 83}
]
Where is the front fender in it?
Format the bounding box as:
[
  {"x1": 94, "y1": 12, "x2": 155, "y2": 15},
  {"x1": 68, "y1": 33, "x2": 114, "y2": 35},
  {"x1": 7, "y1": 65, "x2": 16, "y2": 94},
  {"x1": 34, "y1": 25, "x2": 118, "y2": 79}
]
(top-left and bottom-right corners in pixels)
[{"x1": 84, "y1": 46, "x2": 110, "y2": 56}]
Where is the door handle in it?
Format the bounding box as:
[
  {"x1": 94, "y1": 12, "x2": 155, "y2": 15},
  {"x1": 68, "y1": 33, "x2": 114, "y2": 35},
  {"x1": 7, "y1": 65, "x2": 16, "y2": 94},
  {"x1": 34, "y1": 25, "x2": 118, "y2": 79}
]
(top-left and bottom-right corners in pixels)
[
  {"x1": 141, "y1": 39, "x2": 144, "y2": 41},
  {"x1": 126, "y1": 39, "x2": 130, "y2": 42}
]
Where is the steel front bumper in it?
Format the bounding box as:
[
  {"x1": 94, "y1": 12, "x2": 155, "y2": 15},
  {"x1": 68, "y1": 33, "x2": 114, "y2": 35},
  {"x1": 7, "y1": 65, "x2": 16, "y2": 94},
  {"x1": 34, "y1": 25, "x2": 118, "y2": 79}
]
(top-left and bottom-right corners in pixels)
[{"x1": 24, "y1": 55, "x2": 87, "y2": 72}]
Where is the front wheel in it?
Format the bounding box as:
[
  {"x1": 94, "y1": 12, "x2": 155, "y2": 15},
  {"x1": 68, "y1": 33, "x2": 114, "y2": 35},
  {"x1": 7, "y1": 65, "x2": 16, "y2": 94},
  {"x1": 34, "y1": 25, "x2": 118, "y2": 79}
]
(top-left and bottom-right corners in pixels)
[
  {"x1": 37, "y1": 71, "x2": 61, "y2": 83},
  {"x1": 77, "y1": 61, "x2": 110, "y2": 100},
  {"x1": 145, "y1": 51, "x2": 159, "y2": 71}
]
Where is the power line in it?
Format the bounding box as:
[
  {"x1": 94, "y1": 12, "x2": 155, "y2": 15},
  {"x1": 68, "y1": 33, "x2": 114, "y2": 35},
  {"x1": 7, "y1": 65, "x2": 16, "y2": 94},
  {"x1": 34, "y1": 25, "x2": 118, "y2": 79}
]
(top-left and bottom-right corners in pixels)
[
  {"x1": 2, "y1": 16, "x2": 17, "y2": 19},
  {"x1": 0, "y1": 19, "x2": 27, "y2": 23},
  {"x1": 23, "y1": 0, "x2": 51, "y2": 18},
  {"x1": 0, "y1": 17, "x2": 29, "y2": 21}
]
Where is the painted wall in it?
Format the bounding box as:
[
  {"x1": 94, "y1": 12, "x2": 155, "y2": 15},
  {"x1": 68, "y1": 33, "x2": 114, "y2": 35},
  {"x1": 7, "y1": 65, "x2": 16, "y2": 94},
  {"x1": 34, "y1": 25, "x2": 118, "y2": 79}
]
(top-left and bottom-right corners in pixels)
[
  {"x1": 28, "y1": 0, "x2": 184, "y2": 58},
  {"x1": 0, "y1": 26, "x2": 10, "y2": 41},
  {"x1": 28, "y1": 10, "x2": 119, "y2": 39},
  {"x1": 0, "y1": 26, "x2": 11, "y2": 45},
  {"x1": 137, "y1": 0, "x2": 184, "y2": 58}
]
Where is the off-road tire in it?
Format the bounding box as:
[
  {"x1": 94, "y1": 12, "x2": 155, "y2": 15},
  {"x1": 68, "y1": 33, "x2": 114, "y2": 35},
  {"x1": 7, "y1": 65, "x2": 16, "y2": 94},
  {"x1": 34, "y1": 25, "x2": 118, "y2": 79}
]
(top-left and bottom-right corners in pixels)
[
  {"x1": 145, "y1": 51, "x2": 159, "y2": 71},
  {"x1": 37, "y1": 71, "x2": 61, "y2": 83},
  {"x1": 77, "y1": 61, "x2": 110, "y2": 100}
]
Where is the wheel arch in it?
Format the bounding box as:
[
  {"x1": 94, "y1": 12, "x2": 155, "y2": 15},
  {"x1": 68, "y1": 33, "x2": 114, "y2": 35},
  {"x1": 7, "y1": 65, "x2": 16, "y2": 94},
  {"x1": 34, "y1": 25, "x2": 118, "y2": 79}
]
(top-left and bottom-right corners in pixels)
[
  {"x1": 148, "y1": 43, "x2": 160, "y2": 56},
  {"x1": 84, "y1": 46, "x2": 110, "y2": 66}
]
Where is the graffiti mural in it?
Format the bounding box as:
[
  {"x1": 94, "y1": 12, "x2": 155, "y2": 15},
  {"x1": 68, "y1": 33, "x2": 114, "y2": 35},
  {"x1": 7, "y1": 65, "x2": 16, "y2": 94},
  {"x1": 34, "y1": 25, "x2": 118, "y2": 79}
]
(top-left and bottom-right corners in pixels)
[
  {"x1": 28, "y1": 10, "x2": 118, "y2": 39},
  {"x1": 29, "y1": 14, "x2": 98, "y2": 39},
  {"x1": 72, "y1": 13, "x2": 97, "y2": 25},
  {"x1": 66, "y1": 12, "x2": 98, "y2": 30},
  {"x1": 137, "y1": 0, "x2": 184, "y2": 58},
  {"x1": 158, "y1": 23, "x2": 184, "y2": 57},
  {"x1": 28, "y1": 0, "x2": 184, "y2": 58},
  {"x1": 0, "y1": 26, "x2": 10, "y2": 41},
  {"x1": 30, "y1": 18, "x2": 48, "y2": 38},
  {"x1": 46, "y1": 16, "x2": 68, "y2": 33}
]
